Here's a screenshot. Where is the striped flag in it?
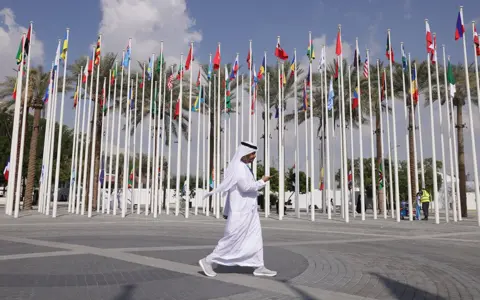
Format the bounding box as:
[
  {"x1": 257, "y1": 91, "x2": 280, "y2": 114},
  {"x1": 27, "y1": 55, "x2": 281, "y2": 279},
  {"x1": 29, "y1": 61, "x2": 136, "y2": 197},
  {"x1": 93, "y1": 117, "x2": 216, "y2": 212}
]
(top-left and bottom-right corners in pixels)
[{"x1": 363, "y1": 57, "x2": 369, "y2": 78}]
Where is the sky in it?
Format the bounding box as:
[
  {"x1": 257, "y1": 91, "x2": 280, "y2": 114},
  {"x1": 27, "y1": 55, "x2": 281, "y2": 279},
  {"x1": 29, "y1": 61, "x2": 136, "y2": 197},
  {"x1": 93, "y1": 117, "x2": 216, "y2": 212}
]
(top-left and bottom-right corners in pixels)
[{"x1": 1, "y1": 0, "x2": 480, "y2": 185}]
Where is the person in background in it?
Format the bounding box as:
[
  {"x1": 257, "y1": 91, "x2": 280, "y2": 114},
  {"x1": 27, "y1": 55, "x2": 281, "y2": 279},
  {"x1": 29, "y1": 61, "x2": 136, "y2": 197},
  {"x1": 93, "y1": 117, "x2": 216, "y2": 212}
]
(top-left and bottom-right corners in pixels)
[
  {"x1": 419, "y1": 188, "x2": 431, "y2": 221},
  {"x1": 415, "y1": 191, "x2": 422, "y2": 220}
]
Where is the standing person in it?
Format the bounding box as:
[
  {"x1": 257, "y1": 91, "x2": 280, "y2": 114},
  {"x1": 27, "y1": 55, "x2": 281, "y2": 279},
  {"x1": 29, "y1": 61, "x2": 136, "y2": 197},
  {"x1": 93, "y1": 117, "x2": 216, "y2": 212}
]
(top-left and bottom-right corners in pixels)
[
  {"x1": 199, "y1": 141, "x2": 277, "y2": 277},
  {"x1": 420, "y1": 188, "x2": 431, "y2": 220},
  {"x1": 415, "y1": 191, "x2": 422, "y2": 220}
]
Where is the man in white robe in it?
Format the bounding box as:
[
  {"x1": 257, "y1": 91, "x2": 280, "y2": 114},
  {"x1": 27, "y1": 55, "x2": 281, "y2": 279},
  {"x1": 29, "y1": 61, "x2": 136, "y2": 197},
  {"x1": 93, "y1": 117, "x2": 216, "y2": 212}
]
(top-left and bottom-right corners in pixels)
[{"x1": 199, "y1": 141, "x2": 277, "y2": 277}]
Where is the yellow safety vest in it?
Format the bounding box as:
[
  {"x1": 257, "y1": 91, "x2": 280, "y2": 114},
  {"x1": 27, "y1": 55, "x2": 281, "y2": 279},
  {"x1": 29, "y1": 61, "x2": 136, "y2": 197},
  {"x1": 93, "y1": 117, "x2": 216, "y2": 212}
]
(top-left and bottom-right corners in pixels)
[{"x1": 420, "y1": 190, "x2": 431, "y2": 203}]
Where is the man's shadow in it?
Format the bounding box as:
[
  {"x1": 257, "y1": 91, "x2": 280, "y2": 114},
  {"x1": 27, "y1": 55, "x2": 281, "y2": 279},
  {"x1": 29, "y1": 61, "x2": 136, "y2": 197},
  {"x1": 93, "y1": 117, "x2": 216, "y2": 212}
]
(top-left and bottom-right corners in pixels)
[{"x1": 113, "y1": 284, "x2": 136, "y2": 300}]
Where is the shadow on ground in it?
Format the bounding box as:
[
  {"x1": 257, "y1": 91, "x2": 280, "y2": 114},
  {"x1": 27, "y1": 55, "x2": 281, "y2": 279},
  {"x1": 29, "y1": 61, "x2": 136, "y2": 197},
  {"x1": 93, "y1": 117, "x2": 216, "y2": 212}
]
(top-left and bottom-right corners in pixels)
[
  {"x1": 372, "y1": 273, "x2": 447, "y2": 300},
  {"x1": 113, "y1": 284, "x2": 136, "y2": 300}
]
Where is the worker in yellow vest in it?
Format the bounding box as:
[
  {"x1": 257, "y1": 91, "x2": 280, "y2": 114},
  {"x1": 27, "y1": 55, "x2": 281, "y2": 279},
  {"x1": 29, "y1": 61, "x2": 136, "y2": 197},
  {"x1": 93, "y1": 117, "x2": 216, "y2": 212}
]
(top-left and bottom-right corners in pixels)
[{"x1": 420, "y1": 189, "x2": 431, "y2": 221}]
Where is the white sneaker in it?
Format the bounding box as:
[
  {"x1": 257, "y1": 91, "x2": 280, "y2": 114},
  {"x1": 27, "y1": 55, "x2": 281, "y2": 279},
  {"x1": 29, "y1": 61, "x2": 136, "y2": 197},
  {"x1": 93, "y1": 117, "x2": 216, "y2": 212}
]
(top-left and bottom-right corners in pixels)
[
  {"x1": 253, "y1": 266, "x2": 277, "y2": 277},
  {"x1": 199, "y1": 258, "x2": 216, "y2": 277}
]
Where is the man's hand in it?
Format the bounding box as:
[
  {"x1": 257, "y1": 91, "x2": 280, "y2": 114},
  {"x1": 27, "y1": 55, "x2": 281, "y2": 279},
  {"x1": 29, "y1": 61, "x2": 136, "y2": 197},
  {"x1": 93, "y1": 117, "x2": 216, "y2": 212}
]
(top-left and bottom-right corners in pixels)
[{"x1": 262, "y1": 176, "x2": 271, "y2": 182}]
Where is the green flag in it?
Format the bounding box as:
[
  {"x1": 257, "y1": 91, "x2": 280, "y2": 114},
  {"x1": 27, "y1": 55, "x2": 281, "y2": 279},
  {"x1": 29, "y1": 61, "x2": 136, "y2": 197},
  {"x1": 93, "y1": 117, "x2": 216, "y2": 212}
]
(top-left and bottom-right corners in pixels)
[
  {"x1": 447, "y1": 60, "x2": 456, "y2": 98},
  {"x1": 16, "y1": 37, "x2": 23, "y2": 65},
  {"x1": 156, "y1": 53, "x2": 164, "y2": 74}
]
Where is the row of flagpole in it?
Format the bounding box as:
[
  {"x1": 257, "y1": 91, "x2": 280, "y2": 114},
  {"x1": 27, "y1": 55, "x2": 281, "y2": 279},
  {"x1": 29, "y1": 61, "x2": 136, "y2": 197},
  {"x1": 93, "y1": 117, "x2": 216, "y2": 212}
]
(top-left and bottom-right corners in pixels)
[{"x1": 5, "y1": 6, "x2": 480, "y2": 226}]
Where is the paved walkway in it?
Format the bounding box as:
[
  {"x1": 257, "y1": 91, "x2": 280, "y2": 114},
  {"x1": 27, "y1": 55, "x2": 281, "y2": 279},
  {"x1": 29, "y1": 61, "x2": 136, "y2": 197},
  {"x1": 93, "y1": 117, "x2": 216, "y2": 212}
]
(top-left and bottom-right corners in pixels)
[{"x1": 0, "y1": 208, "x2": 479, "y2": 299}]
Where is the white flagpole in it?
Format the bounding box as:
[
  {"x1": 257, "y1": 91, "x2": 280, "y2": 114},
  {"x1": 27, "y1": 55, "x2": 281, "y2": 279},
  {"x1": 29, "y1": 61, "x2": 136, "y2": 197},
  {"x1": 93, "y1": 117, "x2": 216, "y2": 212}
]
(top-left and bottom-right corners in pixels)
[
  {"x1": 304, "y1": 91, "x2": 309, "y2": 215},
  {"x1": 432, "y1": 33, "x2": 448, "y2": 222},
  {"x1": 366, "y1": 49, "x2": 376, "y2": 219},
  {"x1": 159, "y1": 72, "x2": 167, "y2": 215},
  {"x1": 277, "y1": 37, "x2": 284, "y2": 220},
  {"x1": 98, "y1": 78, "x2": 107, "y2": 213},
  {"x1": 6, "y1": 32, "x2": 25, "y2": 215},
  {"x1": 45, "y1": 42, "x2": 62, "y2": 215},
  {"x1": 293, "y1": 49, "x2": 300, "y2": 218},
  {"x1": 338, "y1": 25, "x2": 348, "y2": 223},
  {"x1": 424, "y1": 20, "x2": 439, "y2": 224},
  {"x1": 235, "y1": 56, "x2": 239, "y2": 147},
  {"x1": 88, "y1": 36, "x2": 102, "y2": 218},
  {"x1": 195, "y1": 76, "x2": 202, "y2": 215},
  {"x1": 387, "y1": 30, "x2": 400, "y2": 222},
  {"x1": 138, "y1": 62, "x2": 146, "y2": 214},
  {"x1": 415, "y1": 62, "x2": 426, "y2": 191},
  {"x1": 114, "y1": 51, "x2": 126, "y2": 216},
  {"x1": 132, "y1": 74, "x2": 138, "y2": 214},
  {"x1": 249, "y1": 41, "x2": 252, "y2": 141},
  {"x1": 241, "y1": 75, "x2": 244, "y2": 141},
  {"x1": 68, "y1": 74, "x2": 81, "y2": 213},
  {"x1": 107, "y1": 63, "x2": 117, "y2": 215},
  {"x1": 324, "y1": 60, "x2": 331, "y2": 220},
  {"x1": 384, "y1": 68, "x2": 394, "y2": 219},
  {"x1": 204, "y1": 55, "x2": 211, "y2": 215},
  {"x1": 166, "y1": 66, "x2": 174, "y2": 215},
  {"x1": 76, "y1": 62, "x2": 89, "y2": 214},
  {"x1": 216, "y1": 45, "x2": 221, "y2": 219},
  {"x1": 409, "y1": 56, "x2": 419, "y2": 195},
  {"x1": 155, "y1": 48, "x2": 164, "y2": 217},
  {"x1": 461, "y1": 12, "x2": 480, "y2": 225},
  {"x1": 185, "y1": 43, "x2": 194, "y2": 218},
  {"x1": 145, "y1": 60, "x2": 154, "y2": 215},
  {"x1": 376, "y1": 61, "x2": 387, "y2": 218},
  {"x1": 175, "y1": 53, "x2": 184, "y2": 216},
  {"x1": 355, "y1": 38, "x2": 365, "y2": 220},
  {"x1": 14, "y1": 27, "x2": 33, "y2": 218},
  {"x1": 442, "y1": 48, "x2": 458, "y2": 222},
  {"x1": 212, "y1": 72, "x2": 217, "y2": 217},
  {"x1": 264, "y1": 53, "x2": 269, "y2": 218},
  {"x1": 101, "y1": 69, "x2": 112, "y2": 214},
  {"x1": 401, "y1": 42, "x2": 413, "y2": 221},
  {"x1": 223, "y1": 65, "x2": 227, "y2": 213},
  {"x1": 348, "y1": 65, "x2": 355, "y2": 218},
  {"x1": 122, "y1": 38, "x2": 132, "y2": 218}
]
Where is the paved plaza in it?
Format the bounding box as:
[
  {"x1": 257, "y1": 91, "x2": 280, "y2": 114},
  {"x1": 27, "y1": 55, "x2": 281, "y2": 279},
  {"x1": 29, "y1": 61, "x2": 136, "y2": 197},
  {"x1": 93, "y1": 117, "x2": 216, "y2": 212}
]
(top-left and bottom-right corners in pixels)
[{"x1": 0, "y1": 208, "x2": 479, "y2": 300}]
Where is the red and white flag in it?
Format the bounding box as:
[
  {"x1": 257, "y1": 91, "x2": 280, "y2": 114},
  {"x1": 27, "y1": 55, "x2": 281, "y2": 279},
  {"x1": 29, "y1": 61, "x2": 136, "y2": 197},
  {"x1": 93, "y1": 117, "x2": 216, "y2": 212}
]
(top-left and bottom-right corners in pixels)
[
  {"x1": 474, "y1": 25, "x2": 480, "y2": 56},
  {"x1": 167, "y1": 74, "x2": 174, "y2": 90},
  {"x1": 3, "y1": 158, "x2": 9, "y2": 181},
  {"x1": 426, "y1": 21, "x2": 434, "y2": 56},
  {"x1": 363, "y1": 57, "x2": 369, "y2": 78}
]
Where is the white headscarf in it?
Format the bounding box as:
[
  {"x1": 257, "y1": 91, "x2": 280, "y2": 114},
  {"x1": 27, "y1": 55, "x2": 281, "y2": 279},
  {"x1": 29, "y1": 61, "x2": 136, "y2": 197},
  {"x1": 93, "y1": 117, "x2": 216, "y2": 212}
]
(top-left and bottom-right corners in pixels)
[{"x1": 203, "y1": 141, "x2": 257, "y2": 199}]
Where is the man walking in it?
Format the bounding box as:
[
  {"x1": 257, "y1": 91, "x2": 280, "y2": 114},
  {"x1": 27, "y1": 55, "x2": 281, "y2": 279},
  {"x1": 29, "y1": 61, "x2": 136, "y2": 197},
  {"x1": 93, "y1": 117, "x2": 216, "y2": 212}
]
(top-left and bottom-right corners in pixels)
[
  {"x1": 419, "y1": 188, "x2": 431, "y2": 221},
  {"x1": 199, "y1": 141, "x2": 277, "y2": 277}
]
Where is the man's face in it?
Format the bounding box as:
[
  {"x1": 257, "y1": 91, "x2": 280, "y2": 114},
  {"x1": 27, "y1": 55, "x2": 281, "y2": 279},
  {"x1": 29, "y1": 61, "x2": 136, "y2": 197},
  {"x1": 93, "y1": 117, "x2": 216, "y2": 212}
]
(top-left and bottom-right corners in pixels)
[{"x1": 243, "y1": 152, "x2": 256, "y2": 164}]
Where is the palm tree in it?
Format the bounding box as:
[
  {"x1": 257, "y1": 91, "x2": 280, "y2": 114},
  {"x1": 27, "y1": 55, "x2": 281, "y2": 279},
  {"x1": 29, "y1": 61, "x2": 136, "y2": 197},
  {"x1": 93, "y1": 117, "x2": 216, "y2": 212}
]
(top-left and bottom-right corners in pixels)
[{"x1": 0, "y1": 66, "x2": 51, "y2": 209}]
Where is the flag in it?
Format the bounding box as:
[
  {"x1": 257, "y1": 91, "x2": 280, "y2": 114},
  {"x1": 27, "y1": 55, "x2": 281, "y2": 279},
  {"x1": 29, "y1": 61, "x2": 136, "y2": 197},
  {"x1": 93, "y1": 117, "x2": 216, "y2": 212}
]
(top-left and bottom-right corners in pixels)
[
  {"x1": 73, "y1": 83, "x2": 79, "y2": 108},
  {"x1": 319, "y1": 167, "x2": 324, "y2": 191},
  {"x1": 252, "y1": 64, "x2": 258, "y2": 88},
  {"x1": 431, "y1": 35, "x2": 437, "y2": 65},
  {"x1": 207, "y1": 59, "x2": 213, "y2": 80},
  {"x1": 3, "y1": 157, "x2": 9, "y2": 181},
  {"x1": 111, "y1": 68, "x2": 117, "y2": 86},
  {"x1": 289, "y1": 56, "x2": 295, "y2": 78},
  {"x1": 139, "y1": 75, "x2": 144, "y2": 89},
  {"x1": 306, "y1": 64, "x2": 311, "y2": 87},
  {"x1": 352, "y1": 87, "x2": 359, "y2": 109},
  {"x1": 147, "y1": 57, "x2": 153, "y2": 80},
  {"x1": 275, "y1": 42, "x2": 288, "y2": 60},
  {"x1": 411, "y1": 64, "x2": 419, "y2": 104},
  {"x1": 94, "y1": 35, "x2": 101, "y2": 66},
  {"x1": 386, "y1": 34, "x2": 394, "y2": 63},
  {"x1": 196, "y1": 69, "x2": 201, "y2": 87},
  {"x1": 401, "y1": 43, "x2": 407, "y2": 71},
  {"x1": 176, "y1": 65, "x2": 184, "y2": 80},
  {"x1": 447, "y1": 59, "x2": 456, "y2": 98},
  {"x1": 167, "y1": 73, "x2": 174, "y2": 90},
  {"x1": 281, "y1": 65, "x2": 286, "y2": 86},
  {"x1": 213, "y1": 45, "x2": 221, "y2": 70},
  {"x1": 185, "y1": 44, "x2": 194, "y2": 71},
  {"x1": 474, "y1": 25, "x2": 480, "y2": 56},
  {"x1": 327, "y1": 77, "x2": 334, "y2": 111},
  {"x1": 99, "y1": 158, "x2": 105, "y2": 186},
  {"x1": 363, "y1": 57, "x2": 369, "y2": 78},
  {"x1": 258, "y1": 56, "x2": 266, "y2": 80},
  {"x1": 173, "y1": 99, "x2": 180, "y2": 119},
  {"x1": 307, "y1": 38, "x2": 315, "y2": 61},
  {"x1": 192, "y1": 84, "x2": 204, "y2": 111},
  {"x1": 101, "y1": 87, "x2": 107, "y2": 113},
  {"x1": 82, "y1": 58, "x2": 89, "y2": 83},
  {"x1": 61, "y1": 31, "x2": 68, "y2": 61},
  {"x1": 318, "y1": 47, "x2": 326, "y2": 71},
  {"x1": 225, "y1": 65, "x2": 231, "y2": 112},
  {"x1": 274, "y1": 105, "x2": 279, "y2": 119},
  {"x1": 378, "y1": 163, "x2": 384, "y2": 190},
  {"x1": 302, "y1": 81, "x2": 308, "y2": 111},
  {"x1": 335, "y1": 30, "x2": 342, "y2": 56},
  {"x1": 123, "y1": 41, "x2": 131, "y2": 68},
  {"x1": 12, "y1": 79, "x2": 17, "y2": 101},
  {"x1": 334, "y1": 58, "x2": 339, "y2": 79},
  {"x1": 87, "y1": 52, "x2": 93, "y2": 74},
  {"x1": 251, "y1": 87, "x2": 256, "y2": 115},
  {"x1": 16, "y1": 36, "x2": 23, "y2": 65},
  {"x1": 348, "y1": 170, "x2": 353, "y2": 190},
  {"x1": 156, "y1": 53, "x2": 164, "y2": 74},
  {"x1": 246, "y1": 50, "x2": 251, "y2": 70},
  {"x1": 128, "y1": 168, "x2": 134, "y2": 188},
  {"x1": 381, "y1": 71, "x2": 386, "y2": 101},
  {"x1": 426, "y1": 22, "x2": 434, "y2": 55},
  {"x1": 455, "y1": 11, "x2": 465, "y2": 41},
  {"x1": 229, "y1": 56, "x2": 239, "y2": 80},
  {"x1": 24, "y1": 24, "x2": 31, "y2": 56},
  {"x1": 353, "y1": 48, "x2": 360, "y2": 69}
]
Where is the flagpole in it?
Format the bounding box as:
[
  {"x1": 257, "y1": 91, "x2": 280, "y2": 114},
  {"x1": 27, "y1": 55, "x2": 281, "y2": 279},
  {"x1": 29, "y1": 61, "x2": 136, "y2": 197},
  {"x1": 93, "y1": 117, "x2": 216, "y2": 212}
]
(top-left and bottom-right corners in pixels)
[
  {"x1": 166, "y1": 65, "x2": 174, "y2": 215},
  {"x1": 195, "y1": 76, "x2": 202, "y2": 215},
  {"x1": 38, "y1": 65, "x2": 52, "y2": 213},
  {"x1": 223, "y1": 65, "x2": 228, "y2": 214},
  {"x1": 276, "y1": 36, "x2": 284, "y2": 220},
  {"x1": 6, "y1": 33, "x2": 25, "y2": 215},
  {"x1": 304, "y1": 91, "x2": 309, "y2": 215},
  {"x1": 347, "y1": 65, "x2": 355, "y2": 218},
  {"x1": 132, "y1": 74, "x2": 138, "y2": 214},
  {"x1": 415, "y1": 61, "x2": 426, "y2": 191},
  {"x1": 474, "y1": 21, "x2": 480, "y2": 116},
  {"x1": 249, "y1": 40, "x2": 253, "y2": 141},
  {"x1": 159, "y1": 72, "x2": 167, "y2": 215},
  {"x1": 101, "y1": 69, "x2": 112, "y2": 214},
  {"x1": 442, "y1": 48, "x2": 458, "y2": 222},
  {"x1": 183, "y1": 43, "x2": 194, "y2": 218},
  {"x1": 45, "y1": 41, "x2": 62, "y2": 215},
  {"x1": 264, "y1": 53, "x2": 269, "y2": 218},
  {"x1": 364, "y1": 49, "x2": 376, "y2": 219},
  {"x1": 205, "y1": 55, "x2": 211, "y2": 215},
  {"x1": 175, "y1": 53, "x2": 184, "y2": 216},
  {"x1": 107, "y1": 62, "x2": 118, "y2": 215},
  {"x1": 216, "y1": 44, "x2": 221, "y2": 219},
  {"x1": 156, "y1": 47, "x2": 164, "y2": 216},
  {"x1": 293, "y1": 49, "x2": 300, "y2": 218},
  {"x1": 122, "y1": 38, "x2": 132, "y2": 218},
  {"x1": 68, "y1": 74, "x2": 81, "y2": 213},
  {"x1": 408, "y1": 55, "x2": 419, "y2": 199},
  {"x1": 235, "y1": 53, "x2": 239, "y2": 147},
  {"x1": 137, "y1": 63, "x2": 145, "y2": 214},
  {"x1": 146, "y1": 58, "x2": 154, "y2": 215},
  {"x1": 99, "y1": 78, "x2": 107, "y2": 213},
  {"x1": 459, "y1": 10, "x2": 480, "y2": 225},
  {"x1": 424, "y1": 21, "x2": 440, "y2": 224},
  {"x1": 354, "y1": 39, "x2": 365, "y2": 220},
  {"x1": 376, "y1": 61, "x2": 386, "y2": 218},
  {"x1": 400, "y1": 42, "x2": 413, "y2": 221},
  {"x1": 76, "y1": 61, "x2": 88, "y2": 214},
  {"x1": 114, "y1": 51, "x2": 126, "y2": 216}
]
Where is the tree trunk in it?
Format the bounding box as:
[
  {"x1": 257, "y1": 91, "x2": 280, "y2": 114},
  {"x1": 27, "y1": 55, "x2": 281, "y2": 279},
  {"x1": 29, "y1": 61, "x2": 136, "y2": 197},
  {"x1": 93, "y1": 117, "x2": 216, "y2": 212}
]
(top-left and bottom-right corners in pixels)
[
  {"x1": 23, "y1": 106, "x2": 41, "y2": 209},
  {"x1": 92, "y1": 103, "x2": 103, "y2": 211},
  {"x1": 376, "y1": 109, "x2": 384, "y2": 213},
  {"x1": 408, "y1": 108, "x2": 417, "y2": 203},
  {"x1": 12, "y1": 108, "x2": 24, "y2": 209},
  {"x1": 457, "y1": 105, "x2": 467, "y2": 217}
]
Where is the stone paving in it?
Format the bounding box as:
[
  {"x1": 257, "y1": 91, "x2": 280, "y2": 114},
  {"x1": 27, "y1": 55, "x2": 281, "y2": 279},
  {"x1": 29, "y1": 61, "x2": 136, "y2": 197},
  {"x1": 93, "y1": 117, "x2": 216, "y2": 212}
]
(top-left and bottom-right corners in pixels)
[{"x1": 0, "y1": 207, "x2": 479, "y2": 300}]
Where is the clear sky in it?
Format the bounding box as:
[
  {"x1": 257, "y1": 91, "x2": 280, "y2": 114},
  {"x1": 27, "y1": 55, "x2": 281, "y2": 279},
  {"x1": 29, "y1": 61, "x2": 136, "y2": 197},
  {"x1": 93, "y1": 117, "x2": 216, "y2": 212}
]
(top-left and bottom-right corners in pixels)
[{"x1": 1, "y1": 0, "x2": 479, "y2": 180}]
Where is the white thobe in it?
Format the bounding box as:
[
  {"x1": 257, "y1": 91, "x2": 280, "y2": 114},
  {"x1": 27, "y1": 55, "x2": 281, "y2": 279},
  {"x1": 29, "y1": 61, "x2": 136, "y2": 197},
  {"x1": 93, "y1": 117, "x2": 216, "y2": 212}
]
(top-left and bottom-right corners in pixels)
[{"x1": 207, "y1": 163, "x2": 266, "y2": 267}]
